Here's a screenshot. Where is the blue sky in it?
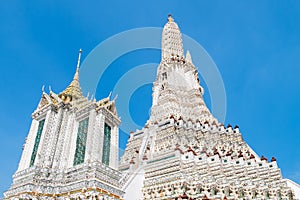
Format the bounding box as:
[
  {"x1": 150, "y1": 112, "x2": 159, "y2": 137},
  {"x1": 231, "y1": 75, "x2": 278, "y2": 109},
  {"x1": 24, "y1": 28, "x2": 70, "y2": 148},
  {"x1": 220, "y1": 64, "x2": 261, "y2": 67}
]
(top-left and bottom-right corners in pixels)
[{"x1": 1, "y1": 1, "x2": 300, "y2": 196}]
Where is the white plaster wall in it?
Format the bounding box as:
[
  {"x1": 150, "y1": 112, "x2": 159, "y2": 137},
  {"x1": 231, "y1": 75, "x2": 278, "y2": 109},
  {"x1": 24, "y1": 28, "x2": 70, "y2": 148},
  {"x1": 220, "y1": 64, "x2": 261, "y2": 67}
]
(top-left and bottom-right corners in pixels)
[
  {"x1": 123, "y1": 168, "x2": 145, "y2": 200},
  {"x1": 17, "y1": 119, "x2": 38, "y2": 171},
  {"x1": 286, "y1": 179, "x2": 300, "y2": 199}
]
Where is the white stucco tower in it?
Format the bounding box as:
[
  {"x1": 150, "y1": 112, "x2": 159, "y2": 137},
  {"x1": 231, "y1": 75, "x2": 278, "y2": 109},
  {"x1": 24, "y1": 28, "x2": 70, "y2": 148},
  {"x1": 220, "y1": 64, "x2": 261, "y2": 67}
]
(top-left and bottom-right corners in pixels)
[
  {"x1": 119, "y1": 15, "x2": 300, "y2": 200},
  {"x1": 4, "y1": 50, "x2": 124, "y2": 200}
]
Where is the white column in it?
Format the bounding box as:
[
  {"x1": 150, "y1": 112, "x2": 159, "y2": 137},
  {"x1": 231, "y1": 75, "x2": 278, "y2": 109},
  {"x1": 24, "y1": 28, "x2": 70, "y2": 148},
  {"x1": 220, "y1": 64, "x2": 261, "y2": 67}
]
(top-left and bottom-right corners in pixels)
[
  {"x1": 59, "y1": 112, "x2": 75, "y2": 169},
  {"x1": 92, "y1": 113, "x2": 105, "y2": 163},
  {"x1": 52, "y1": 109, "x2": 72, "y2": 169},
  {"x1": 100, "y1": 115, "x2": 105, "y2": 163},
  {"x1": 48, "y1": 108, "x2": 66, "y2": 168},
  {"x1": 67, "y1": 119, "x2": 79, "y2": 168},
  {"x1": 109, "y1": 125, "x2": 118, "y2": 169},
  {"x1": 85, "y1": 110, "x2": 97, "y2": 163}
]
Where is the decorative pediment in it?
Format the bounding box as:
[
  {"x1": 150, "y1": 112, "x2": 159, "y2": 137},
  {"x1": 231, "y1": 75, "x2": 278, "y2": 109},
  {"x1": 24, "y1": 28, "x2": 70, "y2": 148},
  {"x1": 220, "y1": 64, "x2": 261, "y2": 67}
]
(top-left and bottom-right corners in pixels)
[
  {"x1": 97, "y1": 96, "x2": 110, "y2": 106},
  {"x1": 96, "y1": 93, "x2": 118, "y2": 116},
  {"x1": 37, "y1": 93, "x2": 52, "y2": 109},
  {"x1": 105, "y1": 100, "x2": 117, "y2": 115}
]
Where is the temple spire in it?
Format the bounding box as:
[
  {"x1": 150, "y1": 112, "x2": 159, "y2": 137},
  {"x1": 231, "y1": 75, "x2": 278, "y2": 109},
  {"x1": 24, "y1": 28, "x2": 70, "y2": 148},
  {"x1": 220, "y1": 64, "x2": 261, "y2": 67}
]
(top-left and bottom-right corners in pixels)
[{"x1": 59, "y1": 49, "x2": 83, "y2": 102}]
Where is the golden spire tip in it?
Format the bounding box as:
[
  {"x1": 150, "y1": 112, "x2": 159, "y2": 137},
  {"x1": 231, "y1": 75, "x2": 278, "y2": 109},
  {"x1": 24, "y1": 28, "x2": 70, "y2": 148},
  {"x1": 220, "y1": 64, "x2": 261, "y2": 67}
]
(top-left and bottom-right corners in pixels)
[{"x1": 168, "y1": 14, "x2": 174, "y2": 22}]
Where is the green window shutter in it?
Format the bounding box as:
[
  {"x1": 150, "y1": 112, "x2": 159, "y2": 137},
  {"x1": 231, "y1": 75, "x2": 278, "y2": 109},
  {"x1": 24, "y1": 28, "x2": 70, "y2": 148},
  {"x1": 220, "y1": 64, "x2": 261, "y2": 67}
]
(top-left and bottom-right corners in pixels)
[
  {"x1": 73, "y1": 118, "x2": 89, "y2": 166},
  {"x1": 102, "y1": 123, "x2": 111, "y2": 165},
  {"x1": 30, "y1": 119, "x2": 45, "y2": 167}
]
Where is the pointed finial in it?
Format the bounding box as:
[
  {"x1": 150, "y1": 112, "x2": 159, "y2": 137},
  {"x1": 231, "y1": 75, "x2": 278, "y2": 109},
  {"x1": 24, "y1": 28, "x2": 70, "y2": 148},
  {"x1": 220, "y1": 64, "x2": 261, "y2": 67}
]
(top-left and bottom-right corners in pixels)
[
  {"x1": 49, "y1": 85, "x2": 52, "y2": 92},
  {"x1": 77, "y1": 48, "x2": 82, "y2": 69},
  {"x1": 73, "y1": 49, "x2": 82, "y2": 81},
  {"x1": 168, "y1": 14, "x2": 174, "y2": 22},
  {"x1": 59, "y1": 49, "x2": 83, "y2": 100},
  {"x1": 42, "y1": 85, "x2": 45, "y2": 93}
]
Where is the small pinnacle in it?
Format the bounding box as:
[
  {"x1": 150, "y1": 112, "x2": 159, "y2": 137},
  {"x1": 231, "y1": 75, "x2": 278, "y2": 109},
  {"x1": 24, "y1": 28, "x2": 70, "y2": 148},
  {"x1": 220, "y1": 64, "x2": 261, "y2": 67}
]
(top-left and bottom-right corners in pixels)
[
  {"x1": 113, "y1": 94, "x2": 118, "y2": 101},
  {"x1": 186, "y1": 50, "x2": 192, "y2": 63}
]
